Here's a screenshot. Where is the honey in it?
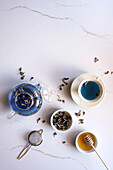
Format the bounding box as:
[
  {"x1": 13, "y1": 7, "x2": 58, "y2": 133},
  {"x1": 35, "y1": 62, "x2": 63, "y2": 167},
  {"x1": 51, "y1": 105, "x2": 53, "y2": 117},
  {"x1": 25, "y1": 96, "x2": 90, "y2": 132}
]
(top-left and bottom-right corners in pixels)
[{"x1": 77, "y1": 132, "x2": 96, "y2": 151}]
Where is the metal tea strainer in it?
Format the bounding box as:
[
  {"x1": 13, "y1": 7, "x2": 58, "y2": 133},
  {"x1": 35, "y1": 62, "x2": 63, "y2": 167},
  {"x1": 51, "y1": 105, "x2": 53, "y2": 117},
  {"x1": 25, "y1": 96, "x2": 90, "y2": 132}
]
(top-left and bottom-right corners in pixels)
[{"x1": 17, "y1": 129, "x2": 43, "y2": 160}]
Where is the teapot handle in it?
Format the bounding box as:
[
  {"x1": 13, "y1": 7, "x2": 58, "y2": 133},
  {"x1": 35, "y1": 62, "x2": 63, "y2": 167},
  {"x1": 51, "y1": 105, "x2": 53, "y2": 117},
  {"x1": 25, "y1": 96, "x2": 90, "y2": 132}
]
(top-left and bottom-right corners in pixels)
[
  {"x1": 35, "y1": 82, "x2": 56, "y2": 102},
  {"x1": 7, "y1": 110, "x2": 16, "y2": 119}
]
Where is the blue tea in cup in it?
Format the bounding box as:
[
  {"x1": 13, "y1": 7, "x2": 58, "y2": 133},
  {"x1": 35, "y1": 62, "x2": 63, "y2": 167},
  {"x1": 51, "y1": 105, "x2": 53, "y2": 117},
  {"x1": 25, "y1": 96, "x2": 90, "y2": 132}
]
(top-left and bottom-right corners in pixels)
[
  {"x1": 79, "y1": 81, "x2": 101, "y2": 101},
  {"x1": 8, "y1": 83, "x2": 42, "y2": 118}
]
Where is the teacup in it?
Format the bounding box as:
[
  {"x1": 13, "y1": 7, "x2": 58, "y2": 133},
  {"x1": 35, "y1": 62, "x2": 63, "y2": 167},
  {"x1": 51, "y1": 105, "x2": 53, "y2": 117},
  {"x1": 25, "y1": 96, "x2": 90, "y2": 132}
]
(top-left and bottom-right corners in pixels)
[
  {"x1": 8, "y1": 83, "x2": 42, "y2": 118},
  {"x1": 78, "y1": 79, "x2": 103, "y2": 103}
]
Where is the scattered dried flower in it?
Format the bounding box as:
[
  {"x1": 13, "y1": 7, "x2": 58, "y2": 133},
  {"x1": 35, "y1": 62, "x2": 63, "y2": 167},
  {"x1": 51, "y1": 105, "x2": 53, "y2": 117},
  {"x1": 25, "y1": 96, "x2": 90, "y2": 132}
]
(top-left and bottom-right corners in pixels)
[
  {"x1": 62, "y1": 77, "x2": 69, "y2": 85},
  {"x1": 30, "y1": 77, "x2": 34, "y2": 81},
  {"x1": 111, "y1": 71, "x2": 113, "y2": 74},
  {"x1": 59, "y1": 84, "x2": 64, "y2": 90},
  {"x1": 57, "y1": 95, "x2": 60, "y2": 99},
  {"x1": 58, "y1": 99, "x2": 62, "y2": 102},
  {"x1": 58, "y1": 77, "x2": 69, "y2": 91},
  {"x1": 19, "y1": 67, "x2": 26, "y2": 80},
  {"x1": 20, "y1": 71, "x2": 25, "y2": 76},
  {"x1": 62, "y1": 141, "x2": 66, "y2": 144},
  {"x1": 20, "y1": 75, "x2": 25, "y2": 80},
  {"x1": 78, "y1": 119, "x2": 84, "y2": 124},
  {"x1": 57, "y1": 95, "x2": 61, "y2": 101},
  {"x1": 75, "y1": 110, "x2": 81, "y2": 117},
  {"x1": 83, "y1": 81, "x2": 88, "y2": 87},
  {"x1": 62, "y1": 100, "x2": 65, "y2": 103},
  {"x1": 62, "y1": 78, "x2": 69, "y2": 80},
  {"x1": 53, "y1": 132, "x2": 57, "y2": 137},
  {"x1": 83, "y1": 111, "x2": 85, "y2": 116},
  {"x1": 42, "y1": 120, "x2": 46, "y2": 123},
  {"x1": 37, "y1": 118, "x2": 41, "y2": 123},
  {"x1": 57, "y1": 95, "x2": 65, "y2": 103},
  {"x1": 104, "y1": 71, "x2": 109, "y2": 74},
  {"x1": 19, "y1": 67, "x2": 22, "y2": 71},
  {"x1": 94, "y1": 57, "x2": 99, "y2": 63}
]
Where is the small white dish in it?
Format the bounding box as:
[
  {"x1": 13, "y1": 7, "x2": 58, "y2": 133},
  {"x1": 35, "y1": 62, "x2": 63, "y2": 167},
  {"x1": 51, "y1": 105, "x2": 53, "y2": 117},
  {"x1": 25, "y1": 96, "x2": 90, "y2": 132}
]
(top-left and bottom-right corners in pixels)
[
  {"x1": 75, "y1": 131, "x2": 98, "y2": 154},
  {"x1": 71, "y1": 73, "x2": 105, "y2": 108},
  {"x1": 50, "y1": 109, "x2": 73, "y2": 133}
]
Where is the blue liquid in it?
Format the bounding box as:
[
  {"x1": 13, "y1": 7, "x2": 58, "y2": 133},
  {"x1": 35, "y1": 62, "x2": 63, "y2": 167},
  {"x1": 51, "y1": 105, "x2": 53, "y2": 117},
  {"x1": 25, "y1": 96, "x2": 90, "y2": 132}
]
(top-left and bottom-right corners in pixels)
[
  {"x1": 9, "y1": 84, "x2": 42, "y2": 116},
  {"x1": 16, "y1": 93, "x2": 32, "y2": 110},
  {"x1": 81, "y1": 81, "x2": 100, "y2": 100}
]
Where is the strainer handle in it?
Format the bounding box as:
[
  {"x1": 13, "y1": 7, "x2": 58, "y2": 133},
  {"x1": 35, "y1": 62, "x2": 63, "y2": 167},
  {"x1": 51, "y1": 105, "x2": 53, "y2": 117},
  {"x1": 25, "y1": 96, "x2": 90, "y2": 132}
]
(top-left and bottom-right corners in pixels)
[
  {"x1": 38, "y1": 129, "x2": 43, "y2": 135},
  {"x1": 17, "y1": 143, "x2": 31, "y2": 160}
]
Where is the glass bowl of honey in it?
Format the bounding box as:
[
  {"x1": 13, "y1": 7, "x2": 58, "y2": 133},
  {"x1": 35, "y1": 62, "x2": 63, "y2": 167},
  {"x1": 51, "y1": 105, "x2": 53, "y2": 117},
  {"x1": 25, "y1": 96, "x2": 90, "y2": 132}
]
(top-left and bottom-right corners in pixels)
[{"x1": 75, "y1": 131, "x2": 98, "y2": 154}]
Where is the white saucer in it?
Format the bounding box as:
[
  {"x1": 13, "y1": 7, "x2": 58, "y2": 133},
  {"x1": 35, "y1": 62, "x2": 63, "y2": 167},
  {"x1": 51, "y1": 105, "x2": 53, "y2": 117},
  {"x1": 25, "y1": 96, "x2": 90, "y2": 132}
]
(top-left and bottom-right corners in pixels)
[{"x1": 70, "y1": 73, "x2": 105, "y2": 108}]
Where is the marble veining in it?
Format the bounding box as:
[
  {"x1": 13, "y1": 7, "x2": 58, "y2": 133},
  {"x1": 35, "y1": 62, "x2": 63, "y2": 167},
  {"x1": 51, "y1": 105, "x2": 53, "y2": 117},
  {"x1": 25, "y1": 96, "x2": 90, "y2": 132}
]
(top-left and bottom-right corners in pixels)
[
  {"x1": 2, "y1": 5, "x2": 112, "y2": 43},
  {"x1": 0, "y1": 0, "x2": 113, "y2": 169},
  {"x1": 3, "y1": 6, "x2": 72, "y2": 21},
  {"x1": 5, "y1": 145, "x2": 88, "y2": 170},
  {"x1": 52, "y1": 0, "x2": 87, "y2": 8}
]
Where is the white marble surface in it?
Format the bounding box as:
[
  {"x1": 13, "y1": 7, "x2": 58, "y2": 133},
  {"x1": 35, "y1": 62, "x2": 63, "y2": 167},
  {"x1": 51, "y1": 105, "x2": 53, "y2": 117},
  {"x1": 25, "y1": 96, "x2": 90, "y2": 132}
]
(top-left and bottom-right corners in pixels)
[{"x1": 0, "y1": 0, "x2": 113, "y2": 169}]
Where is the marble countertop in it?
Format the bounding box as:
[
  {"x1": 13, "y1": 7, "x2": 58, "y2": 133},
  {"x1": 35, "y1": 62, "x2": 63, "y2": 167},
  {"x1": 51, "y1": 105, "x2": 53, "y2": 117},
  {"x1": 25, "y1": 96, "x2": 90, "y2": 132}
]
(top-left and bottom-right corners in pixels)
[{"x1": 0, "y1": 0, "x2": 113, "y2": 170}]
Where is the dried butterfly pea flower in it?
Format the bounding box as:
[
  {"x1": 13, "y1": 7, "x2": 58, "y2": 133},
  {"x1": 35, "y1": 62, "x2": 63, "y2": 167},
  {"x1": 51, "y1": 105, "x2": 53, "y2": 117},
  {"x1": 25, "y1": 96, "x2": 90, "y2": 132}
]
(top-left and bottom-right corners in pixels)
[
  {"x1": 55, "y1": 124, "x2": 59, "y2": 130},
  {"x1": 75, "y1": 113, "x2": 80, "y2": 117},
  {"x1": 57, "y1": 95, "x2": 60, "y2": 99},
  {"x1": 79, "y1": 119, "x2": 84, "y2": 121},
  {"x1": 59, "y1": 84, "x2": 64, "y2": 90},
  {"x1": 57, "y1": 95, "x2": 65, "y2": 103},
  {"x1": 62, "y1": 78, "x2": 69, "y2": 80},
  {"x1": 20, "y1": 75, "x2": 25, "y2": 80},
  {"x1": 37, "y1": 118, "x2": 41, "y2": 123},
  {"x1": 20, "y1": 71, "x2": 25, "y2": 76},
  {"x1": 42, "y1": 120, "x2": 46, "y2": 123},
  {"x1": 94, "y1": 57, "x2": 99, "y2": 63},
  {"x1": 75, "y1": 110, "x2": 81, "y2": 117},
  {"x1": 59, "y1": 111, "x2": 64, "y2": 116},
  {"x1": 78, "y1": 110, "x2": 82, "y2": 115},
  {"x1": 79, "y1": 122, "x2": 84, "y2": 124},
  {"x1": 30, "y1": 77, "x2": 34, "y2": 81},
  {"x1": 96, "y1": 90, "x2": 100, "y2": 96},
  {"x1": 83, "y1": 111, "x2": 85, "y2": 116},
  {"x1": 58, "y1": 99, "x2": 62, "y2": 102},
  {"x1": 78, "y1": 119, "x2": 84, "y2": 124},
  {"x1": 59, "y1": 77, "x2": 69, "y2": 91},
  {"x1": 53, "y1": 132, "x2": 57, "y2": 137},
  {"x1": 104, "y1": 71, "x2": 109, "y2": 74},
  {"x1": 62, "y1": 77, "x2": 69, "y2": 85},
  {"x1": 62, "y1": 100, "x2": 65, "y2": 103},
  {"x1": 19, "y1": 67, "x2": 22, "y2": 71},
  {"x1": 83, "y1": 81, "x2": 88, "y2": 87}
]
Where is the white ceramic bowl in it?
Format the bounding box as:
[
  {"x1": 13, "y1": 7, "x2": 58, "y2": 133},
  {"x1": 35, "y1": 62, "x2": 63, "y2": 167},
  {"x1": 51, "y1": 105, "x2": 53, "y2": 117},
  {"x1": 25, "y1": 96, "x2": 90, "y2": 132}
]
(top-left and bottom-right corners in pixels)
[
  {"x1": 50, "y1": 109, "x2": 73, "y2": 133},
  {"x1": 75, "y1": 131, "x2": 98, "y2": 154}
]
